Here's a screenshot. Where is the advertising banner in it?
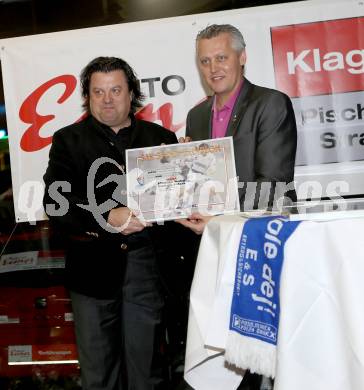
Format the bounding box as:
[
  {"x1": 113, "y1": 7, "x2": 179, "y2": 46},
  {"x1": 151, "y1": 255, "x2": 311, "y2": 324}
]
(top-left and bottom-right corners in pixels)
[
  {"x1": 0, "y1": 250, "x2": 65, "y2": 273},
  {"x1": 0, "y1": 0, "x2": 363, "y2": 221},
  {"x1": 8, "y1": 344, "x2": 78, "y2": 364},
  {"x1": 272, "y1": 17, "x2": 364, "y2": 166}
]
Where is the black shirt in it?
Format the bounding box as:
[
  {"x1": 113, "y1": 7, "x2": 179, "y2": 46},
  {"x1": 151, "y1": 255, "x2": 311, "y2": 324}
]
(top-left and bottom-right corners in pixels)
[{"x1": 91, "y1": 115, "x2": 134, "y2": 164}]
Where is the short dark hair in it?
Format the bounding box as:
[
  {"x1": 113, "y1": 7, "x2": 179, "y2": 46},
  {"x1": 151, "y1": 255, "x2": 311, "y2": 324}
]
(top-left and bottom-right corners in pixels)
[
  {"x1": 196, "y1": 24, "x2": 246, "y2": 53},
  {"x1": 80, "y1": 56, "x2": 145, "y2": 113}
]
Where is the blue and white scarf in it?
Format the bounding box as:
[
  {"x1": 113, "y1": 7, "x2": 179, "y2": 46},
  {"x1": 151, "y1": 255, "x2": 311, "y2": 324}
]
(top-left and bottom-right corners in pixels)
[{"x1": 225, "y1": 216, "x2": 300, "y2": 378}]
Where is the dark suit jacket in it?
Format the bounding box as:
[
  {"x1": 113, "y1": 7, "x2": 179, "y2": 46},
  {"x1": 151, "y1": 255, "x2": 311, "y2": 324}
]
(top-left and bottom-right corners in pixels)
[
  {"x1": 186, "y1": 78, "x2": 297, "y2": 210},
  {"x1": 43, "y1": 115, "x2": 178, "y2": 298}
]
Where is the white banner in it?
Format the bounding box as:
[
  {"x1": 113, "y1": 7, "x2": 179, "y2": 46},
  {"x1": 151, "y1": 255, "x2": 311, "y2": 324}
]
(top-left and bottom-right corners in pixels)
[{"x1": 0, "y1": 0, "x2": 363, "y2": 222}]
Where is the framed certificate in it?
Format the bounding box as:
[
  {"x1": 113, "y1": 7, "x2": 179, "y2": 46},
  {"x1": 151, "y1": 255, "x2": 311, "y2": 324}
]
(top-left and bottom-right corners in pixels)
[{"x1": 126, "y1": 137, "x2": 240, "y2": 222}]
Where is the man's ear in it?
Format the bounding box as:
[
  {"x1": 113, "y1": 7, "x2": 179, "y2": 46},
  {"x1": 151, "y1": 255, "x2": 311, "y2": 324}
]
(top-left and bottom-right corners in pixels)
[{"x1": 239, "y1": 50, "x2": 247, "y2": 67}]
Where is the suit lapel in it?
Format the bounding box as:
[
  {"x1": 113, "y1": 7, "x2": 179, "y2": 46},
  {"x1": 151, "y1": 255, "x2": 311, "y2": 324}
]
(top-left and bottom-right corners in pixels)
[
  {"x1": 198, "y1": 97, "x2": 213, "y2": 140},
  {"x1": 226, "y1": 78, "x2": 253, "y2": 137}
]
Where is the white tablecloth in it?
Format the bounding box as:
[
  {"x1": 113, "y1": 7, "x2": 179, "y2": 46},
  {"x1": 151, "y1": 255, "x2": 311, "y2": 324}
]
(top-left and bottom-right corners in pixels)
[{"x1": 184, "y1": 215, "x2": 364, "y2": 390}]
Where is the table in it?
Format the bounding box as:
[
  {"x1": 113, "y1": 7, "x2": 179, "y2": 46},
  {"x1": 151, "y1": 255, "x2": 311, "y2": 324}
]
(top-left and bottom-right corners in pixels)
[{"x1": 184, "y1": 214, "x2": 364, "y2": 390}]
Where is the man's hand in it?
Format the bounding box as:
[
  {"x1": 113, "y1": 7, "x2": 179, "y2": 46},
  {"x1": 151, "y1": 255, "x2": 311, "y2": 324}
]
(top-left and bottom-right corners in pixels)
[
  {"x1": 107, "y1": 207, "x2": 151, "y2": 235},
  {"x1": 175, "y1": 212, "x2": 212, "y2": 235}
]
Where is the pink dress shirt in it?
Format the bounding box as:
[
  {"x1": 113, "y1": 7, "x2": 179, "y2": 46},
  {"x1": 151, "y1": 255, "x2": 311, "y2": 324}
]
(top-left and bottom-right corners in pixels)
[{"x1": 211, "y1": 80, "x2": 243, "y2": 139}]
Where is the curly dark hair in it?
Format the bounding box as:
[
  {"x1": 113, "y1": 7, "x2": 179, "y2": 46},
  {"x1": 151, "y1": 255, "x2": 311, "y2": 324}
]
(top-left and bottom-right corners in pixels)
[{"x1": 80, "y1": 56, "x2": 145, "y2": 113}]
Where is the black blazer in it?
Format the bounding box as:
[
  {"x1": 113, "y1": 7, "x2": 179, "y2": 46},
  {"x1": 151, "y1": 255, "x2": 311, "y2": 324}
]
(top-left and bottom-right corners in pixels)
[
  {"x1": 186, "y1": 78, "x2": 297, "y2": 209},
  {"x1": 43, "y1": 115, "x2": 178, "y2": 298}
]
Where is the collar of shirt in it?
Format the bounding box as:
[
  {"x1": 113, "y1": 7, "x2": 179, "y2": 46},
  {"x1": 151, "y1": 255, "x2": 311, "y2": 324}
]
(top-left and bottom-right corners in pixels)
[
  {"x1": 211, "y1": 79, "x2": 243, "y2": 139},
  {"x1": 91, "y1": 115, "x2": 135, "y2": 161}
]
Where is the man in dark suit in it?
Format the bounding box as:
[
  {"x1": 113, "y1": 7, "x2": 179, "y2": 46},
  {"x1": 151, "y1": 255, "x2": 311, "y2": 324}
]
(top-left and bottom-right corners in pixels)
[
  {"x1": 178, "y1": 23, "x2": 297, "y2": 235},
  {"x1": 177, "y1": 24, "x2": 297, "y2": 390},
  {"x1": 43, "y1": 57, "x2": 177, "y2": 390}
]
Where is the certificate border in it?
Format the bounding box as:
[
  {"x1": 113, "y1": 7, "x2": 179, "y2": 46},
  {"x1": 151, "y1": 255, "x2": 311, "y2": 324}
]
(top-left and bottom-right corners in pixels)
[{"x1": 126, "y1": 137, "x2": 239, "y2": 222}]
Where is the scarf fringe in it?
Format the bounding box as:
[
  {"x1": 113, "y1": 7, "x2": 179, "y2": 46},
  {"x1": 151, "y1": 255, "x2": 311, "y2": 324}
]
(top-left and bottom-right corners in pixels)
[{"x1": 225, "y1": 331, "x2": 276, "y2": 378}]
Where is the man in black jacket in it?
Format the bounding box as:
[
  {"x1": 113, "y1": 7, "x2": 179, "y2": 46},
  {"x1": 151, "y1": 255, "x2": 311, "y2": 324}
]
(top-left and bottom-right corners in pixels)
[
  {"x1": 179, "y1": 24, "x2": 297, "y2": 236},
  {"x1": 43, "y1": 57, "x2": 177, "y2": 390},
  {"x1": 178, "y1": 24, "x2": 297, "y2": 390}
]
